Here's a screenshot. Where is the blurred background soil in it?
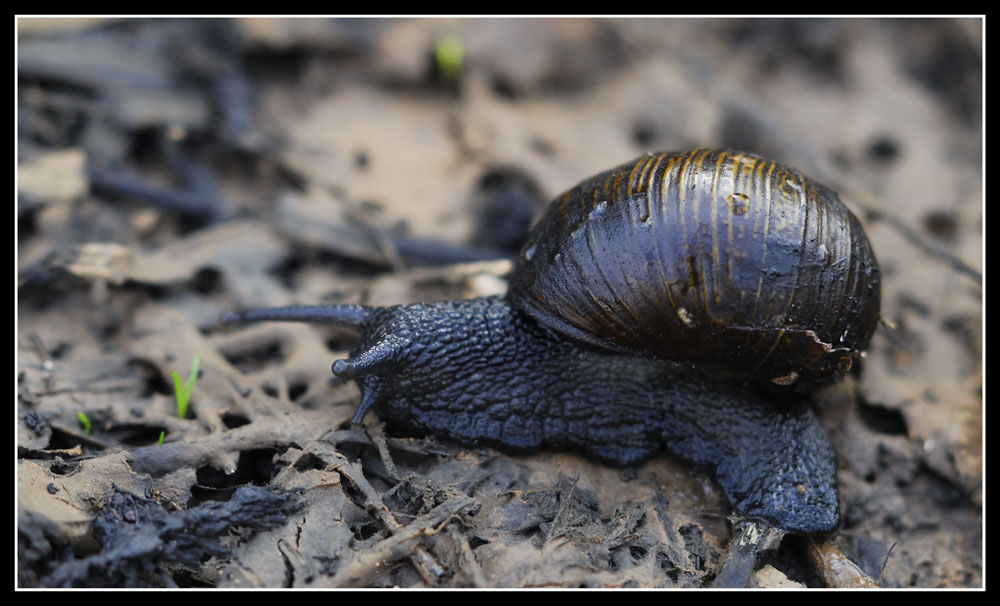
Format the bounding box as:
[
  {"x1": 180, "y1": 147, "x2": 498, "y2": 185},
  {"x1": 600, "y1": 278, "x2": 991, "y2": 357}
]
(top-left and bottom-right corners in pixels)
[{"x1": 17, "y1": 17, "x2": 982, "y2": 588}]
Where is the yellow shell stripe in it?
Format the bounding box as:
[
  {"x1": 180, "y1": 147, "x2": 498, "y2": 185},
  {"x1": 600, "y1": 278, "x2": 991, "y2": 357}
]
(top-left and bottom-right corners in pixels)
[
  {"x1": 786, "y1": 167, "x2": 808, "y2": 339},
  {"x1": 756, "y1": 159, "x2": 789, "y2": 371},
  {"x1": 639, "y1": 153, "x2": 657, "y2": 194},
  {"x1": 725, "y1": 153, "x2": 739, "y2": 283},
  {"x1": 628, "y1": 152, "x2": 653, "y2": 196},
  {"x1": 607, "y1": 166, "x2": 620, "y2": 206},
  {"x1": 691, "y1": 149, "x2": 713, "y2": 325},
  {"x1": 674, "y1": 152, "x2": 696, "y2": 331},
  {"x1": 752, "y1": 158, "x2": 777, "y2": 318},
  {"x1": 622, "y1": 156, "x2": 661, "y2": 339},
  {"x1": 709, "y1": 150, "x2": 727, "y2": 307},
  {"x1": 584, "y1": 167, "x2": 644, "y2": 345},
  {"x1": 655, "y1": 153, "x2": 682, "y2": 326},
  {"x1": 612, "y1": 160, "x2": 653, "y2": 334},
  {"x1": 621, "y1": 155, "x2": 655, "y2": 336},
  {"x1": 727, "y1": 152, "x2": 751, "y2": 287},
  {"x1": 625, "y1": 152, "x2": 672, "y2": 337}
]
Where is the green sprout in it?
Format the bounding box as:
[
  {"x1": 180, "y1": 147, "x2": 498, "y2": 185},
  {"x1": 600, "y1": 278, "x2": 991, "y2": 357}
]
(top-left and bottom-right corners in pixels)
[
  {"x1": 171, "y1": 355, "x2": 201, "y2": 419},
  {"x1": 158, "y1": 430, "x2": 165, "y2": 445},
  {"x1": 77, "y1": 411, "x2": 92, "y2": 435},
  {"x1": 435, "y1": 35, "x2": 463, "y2": 87}
]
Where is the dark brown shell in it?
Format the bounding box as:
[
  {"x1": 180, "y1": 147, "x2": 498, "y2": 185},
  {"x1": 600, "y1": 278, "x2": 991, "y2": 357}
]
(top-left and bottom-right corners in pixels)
[{"x1": 508, "y1": 149, "x2": 881, "y2": 384}]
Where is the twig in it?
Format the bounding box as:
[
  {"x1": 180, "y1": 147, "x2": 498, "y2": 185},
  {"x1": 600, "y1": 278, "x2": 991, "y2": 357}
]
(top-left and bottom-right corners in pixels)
[
  {"x1": 451, "y1": 526, "x2": 489, "y2": 588},
  {"x1": 321, "y1": 182, "x2": 408, "y2": 273},
  {"x1": 308, "y1": 437, "x2": 453, "y2": 586},
  {"x1": 322, "y1": 494, "x2": 476, "y2": 587},
  {"x1": 86, "y1": 168, "x2": 226, "y2": 224},
  {"x1": 128, "y1": 408, "x2": 345, "y2": 477},
  {"x1": 863, "y1": 205, "x2": 982, "y2": 285},
  {"x1": 806, "y1": 537, "x2": 881, "y2": 588},
  {"x1": 365, "y1": 422, "x2": 401, "y2": 483}
]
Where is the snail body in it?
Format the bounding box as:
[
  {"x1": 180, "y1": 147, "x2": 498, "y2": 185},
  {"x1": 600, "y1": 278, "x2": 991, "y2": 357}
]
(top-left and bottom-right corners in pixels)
[{"x1": 223, "y1": 149, "x2": 880, "y2": 537}]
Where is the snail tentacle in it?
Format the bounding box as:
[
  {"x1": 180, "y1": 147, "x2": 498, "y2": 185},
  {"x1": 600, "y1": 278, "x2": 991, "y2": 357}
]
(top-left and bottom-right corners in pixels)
[
  {"x1": 351, "y1": 381, "x2": 383, "y2": 424},
  {"x1": 220, "y1": 304, "x2": 370, "y2": 328},
  {"x1": 331, "y1": 332, "x2": 408, "y2": 380}
]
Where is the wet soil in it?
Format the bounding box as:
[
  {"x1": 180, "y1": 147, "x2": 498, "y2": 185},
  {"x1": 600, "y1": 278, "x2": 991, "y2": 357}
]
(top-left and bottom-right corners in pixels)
[{"x1": 17, "y1": 17, "x2": 982, "y2": 588}]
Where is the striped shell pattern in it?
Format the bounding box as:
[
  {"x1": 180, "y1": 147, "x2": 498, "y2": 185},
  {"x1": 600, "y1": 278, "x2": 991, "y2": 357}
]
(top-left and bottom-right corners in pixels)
[{"x1": 508, "y1": 149, "x2": 881, "y2": 385}]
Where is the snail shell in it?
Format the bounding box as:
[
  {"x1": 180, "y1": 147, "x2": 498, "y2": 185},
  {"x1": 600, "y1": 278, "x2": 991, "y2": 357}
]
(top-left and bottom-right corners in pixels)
[{"x1": 510, "y1": 149, "x2": 881, "y2": 384}]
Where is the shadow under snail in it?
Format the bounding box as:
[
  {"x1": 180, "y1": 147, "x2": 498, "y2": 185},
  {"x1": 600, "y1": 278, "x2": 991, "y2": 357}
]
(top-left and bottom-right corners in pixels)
[{"x1": 223, "y1": 149, "x2": 881, "y2": 552}]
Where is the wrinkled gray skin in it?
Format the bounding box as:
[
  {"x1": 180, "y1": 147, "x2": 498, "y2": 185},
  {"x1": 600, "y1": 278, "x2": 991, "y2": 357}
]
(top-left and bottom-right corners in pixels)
[{"x1": 228, "y1": 295, "x2": 839, "y2": 535}]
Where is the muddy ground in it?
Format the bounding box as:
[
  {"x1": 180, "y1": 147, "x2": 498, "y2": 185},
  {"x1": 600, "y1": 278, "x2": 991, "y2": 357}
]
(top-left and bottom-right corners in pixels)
[{"x1": 17, "y1": 18, "x2": 982, "y2": 588}]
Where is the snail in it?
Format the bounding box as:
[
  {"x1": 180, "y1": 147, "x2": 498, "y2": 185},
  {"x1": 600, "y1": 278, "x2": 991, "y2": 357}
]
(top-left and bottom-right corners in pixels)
[{"x1": 223, "y1": 149, "x2": 880, "y2": 540}]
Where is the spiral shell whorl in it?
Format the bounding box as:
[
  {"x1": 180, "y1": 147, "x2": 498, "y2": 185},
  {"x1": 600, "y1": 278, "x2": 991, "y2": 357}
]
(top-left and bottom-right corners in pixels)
[{"x1": 509, "y1": 149, "x2": 881, "y2": 384}]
